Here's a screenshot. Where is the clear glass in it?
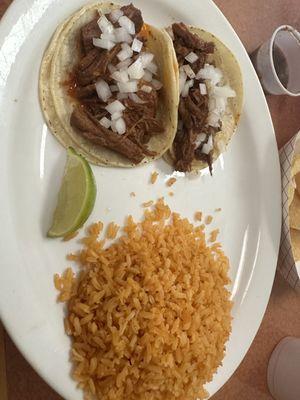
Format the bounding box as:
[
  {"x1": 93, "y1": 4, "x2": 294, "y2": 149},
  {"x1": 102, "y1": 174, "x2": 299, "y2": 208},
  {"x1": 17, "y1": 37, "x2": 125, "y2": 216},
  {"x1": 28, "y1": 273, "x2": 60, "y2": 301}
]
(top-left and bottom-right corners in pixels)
[
  {"x1": 251, "y1": 25, "x2": 300, "y2": 96},
  {"x1": 268, "y1": 337, "x2": 300, "y2": 400}
]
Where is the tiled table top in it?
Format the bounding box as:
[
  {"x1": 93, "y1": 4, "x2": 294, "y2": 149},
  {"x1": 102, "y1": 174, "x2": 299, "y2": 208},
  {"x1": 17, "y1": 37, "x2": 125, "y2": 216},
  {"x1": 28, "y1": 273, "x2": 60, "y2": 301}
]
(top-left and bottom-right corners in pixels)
[{"x1": 1, "y1": 1, "x2": 300, "y2": 399}]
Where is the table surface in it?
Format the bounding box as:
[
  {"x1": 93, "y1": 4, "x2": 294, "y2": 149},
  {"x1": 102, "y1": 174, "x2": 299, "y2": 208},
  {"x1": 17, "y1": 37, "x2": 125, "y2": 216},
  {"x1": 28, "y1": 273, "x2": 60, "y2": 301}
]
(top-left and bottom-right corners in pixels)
[{"x1": 1, "y1": 0, "x2": 300, "y2": 399}]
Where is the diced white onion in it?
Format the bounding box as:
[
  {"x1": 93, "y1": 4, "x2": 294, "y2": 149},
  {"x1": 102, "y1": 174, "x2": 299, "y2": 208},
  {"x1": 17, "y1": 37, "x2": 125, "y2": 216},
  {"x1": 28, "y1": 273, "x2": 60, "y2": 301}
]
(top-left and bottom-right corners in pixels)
[
  {"x1": 122, "y1": 42, "x2": 133, "y2": 52},
  {"x1": 182, "y1": 79, "x2": 194, "y2": 97},
  {"x1": 128, "y1": 57, "x2": 144, "y2": 80},
  {"x1": 131, "y1": 38, "x2": 143, "y2": 53},
  {"x1": 181, "y1": 84, "x2": 189, "y2": 98},
  {"x1": 105, "y1": 100, "x2": 125, "y2": 115},
  {"x1": 129, "y1": 93, "x2": 145, "y2": 103},
  {"x1": 183, "y1": 64, "x2": 195, "y2": 79},
  {"x1": 108, "y1": 63, "x2": 117, "y2": 74},
  {"x1": 213, "y1": 85, "x2": 236, "y2": 98},
  {"x1": 198, "y1": 133, "x2": 207, "y2": 142},
  {"x1": 119, "y1": 15, "x2": 135, "y2": 35},
  {"x1": 112, "y1": 117, "x2": 126, "y2": 135},
  {"x1": 215, "y1": 96, "x2": 226, "y2": 113},
  {"x1": 202, "y1": 135, "x2": 213, "y2": 154},
  {"x1": 179, "y1": 69, "x2": 187, "y2": 94},
  {"x1": 196, "y1": 63, "x2": 223, "y2": 85},
  {"x1": 95, "y1": 79, "x2": 112, "y2": 102},
  {"x1": 185, "y1": 52, "x2": 199, "y2": 64},
  {"x1": 117, "y1": 81, "x2": 138, "y2": 93},
  {"x1": 111, "y1": 120, "x2": 117, "y2": 132},
  {"x1": 199, "y1": 83, "x2": 207, "y2": 95},
  {"x1": 117, "y1": 43, "x2": 133, "y2": 61},
  {"x1": 117, "y1": 59, "x2": 132, "y2": 70},
  {"x1": 97, "y1": 15, "x2": 114, "y2": 34},
  {"x1": 141, "y1": 85, "x2": 152, "y2": 93},
  {"x1": 109, "y1": 9, "x2": 123, "y2": 23},
  {"x1": 110, "y1": 84, "x2": 119, "y2": 92},
  {"x1": 143, "y1": 70, "x2": 153, "y2": 82},
  {"x1": 146, "y1": 61, "x2": 158, "y2": 75},
  {"x1": 194, "y1": 133, "x2": 206, "y2": 148},
  {"x1": 140, "y1": 52, "x2": 154, "y2": 67},
  {"x1": 198, "y1": 133, "x2": 206, "y2": 142},
  {"x1": 111, "y1": 70, "x2": 129, "y2": 83},
  {"x1": 99, "y1": 116, "x2": 111, "y2": 129},
  {"x1": 93, "y1": 37, "x2": 115, "y2": 50},
  {"x1": 207, "y1": 111, "x2": 220, "y2": 128},
  {"x1": 100, "y1": 32, "x2": 116, "y2": 42},
  {"x1": 111, "y1": 111, "x2": 123, "y2": 120},
  {"x1": 114, "y1": 27, "x2": 132, "y2": 43},
  {"x1": 152, "y1": 79, "x2": 163, "y2": 90}
]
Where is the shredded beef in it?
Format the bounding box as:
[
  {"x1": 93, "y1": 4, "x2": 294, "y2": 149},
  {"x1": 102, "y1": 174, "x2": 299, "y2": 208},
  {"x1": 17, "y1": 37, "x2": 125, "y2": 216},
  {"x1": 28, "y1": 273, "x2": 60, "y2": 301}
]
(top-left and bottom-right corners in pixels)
[
  {"x1": 122, "y1": 88, "x2": 163, "y2": 148},
  {"x1": 76, "y1": 44, "x2": 121, "y2": 86},
  {"x1": 172, "y1": 23, "x2": 214, "y2": 53},
  {"x1": 71, "y1": 107, "x2": 145, "y2": 164},
  {"x1": 174, "y1": 128, "x2": 197, "y2": 172},
  {"x1": 75, "y1": 84, "x2": 96, "y2": 99},
  {"x1": 81, "y1": 96, "x2": 107, "y2": 116},
  {"x1": 78, "y1": 48, "x2": 101, "y2": 71},
  {"x1": 172, "y1": 22, "x2": 215, "y2": 172},
  {"x1": 81, "y1": 17, "x2": 101, "y2": 54},
  {"x1": 64, "y1": 6, "x2": 162, "y2": 163},
  {"x1": 121, "y1": 4, "x2": 144, "y2": 33}
]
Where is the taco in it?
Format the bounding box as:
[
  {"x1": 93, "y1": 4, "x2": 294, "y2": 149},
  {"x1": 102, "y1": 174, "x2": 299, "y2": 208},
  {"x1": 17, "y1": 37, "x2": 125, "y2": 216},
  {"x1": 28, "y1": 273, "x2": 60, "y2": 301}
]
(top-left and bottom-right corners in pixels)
[
  {"x1": 164, "y1": 22, "x2": 243, "y2": 173},
  {"x1": 39, "y1": 3, "x2": 178, "y2": 167}
]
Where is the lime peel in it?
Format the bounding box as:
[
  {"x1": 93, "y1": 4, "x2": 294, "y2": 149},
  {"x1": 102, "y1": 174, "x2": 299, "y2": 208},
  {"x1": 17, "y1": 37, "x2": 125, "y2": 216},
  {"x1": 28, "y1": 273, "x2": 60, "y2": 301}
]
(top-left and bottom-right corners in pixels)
[{"x1": 48, "y1": 147, "x2": 97, "y2": 238}]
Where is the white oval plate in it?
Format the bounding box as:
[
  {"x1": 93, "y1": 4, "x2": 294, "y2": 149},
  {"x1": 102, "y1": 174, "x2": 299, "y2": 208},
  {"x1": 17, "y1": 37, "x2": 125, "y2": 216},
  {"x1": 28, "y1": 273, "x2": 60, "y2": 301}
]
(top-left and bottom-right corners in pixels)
[{"x1": 0, "y1": 0, "x2": 281, "y2": 398}]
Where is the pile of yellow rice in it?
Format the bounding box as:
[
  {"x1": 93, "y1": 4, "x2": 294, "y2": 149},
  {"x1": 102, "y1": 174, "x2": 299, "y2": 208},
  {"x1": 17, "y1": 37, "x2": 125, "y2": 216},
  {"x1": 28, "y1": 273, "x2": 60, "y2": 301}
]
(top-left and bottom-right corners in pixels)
[{"x1": 55, "y1": 199, "x2": 232, "y2": 400}]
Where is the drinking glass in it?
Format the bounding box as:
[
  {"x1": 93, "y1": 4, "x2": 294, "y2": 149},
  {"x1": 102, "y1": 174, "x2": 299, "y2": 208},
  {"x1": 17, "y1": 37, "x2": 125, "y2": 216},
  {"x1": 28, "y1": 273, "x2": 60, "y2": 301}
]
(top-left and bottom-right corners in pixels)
[{"x1": 251, "y1": 25, "x2": 300, "y2": 96}]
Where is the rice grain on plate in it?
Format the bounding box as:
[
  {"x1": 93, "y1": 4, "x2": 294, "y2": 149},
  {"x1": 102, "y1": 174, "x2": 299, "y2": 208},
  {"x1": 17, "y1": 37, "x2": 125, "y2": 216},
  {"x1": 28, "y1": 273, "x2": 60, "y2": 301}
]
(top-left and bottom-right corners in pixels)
[
  {"x1": 55, "y1": 199, "x2": 232, "y2": 400},
  {"x1": 166, "y1": 177, "x2": 177, "y2": 187},
  {"x1": 150, "y1": 171, "x2": 159, "y2": 184}
]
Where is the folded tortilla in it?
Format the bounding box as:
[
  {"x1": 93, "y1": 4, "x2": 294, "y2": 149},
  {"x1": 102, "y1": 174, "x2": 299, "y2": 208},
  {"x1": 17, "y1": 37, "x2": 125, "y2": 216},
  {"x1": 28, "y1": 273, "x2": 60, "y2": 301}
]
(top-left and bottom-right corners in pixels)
[
  {"x1": 39, "y1": 2, "x2": 179, "y2": 167},
  {"x1": 164, "y1": 26, "x2": 243, "y2": 171}
]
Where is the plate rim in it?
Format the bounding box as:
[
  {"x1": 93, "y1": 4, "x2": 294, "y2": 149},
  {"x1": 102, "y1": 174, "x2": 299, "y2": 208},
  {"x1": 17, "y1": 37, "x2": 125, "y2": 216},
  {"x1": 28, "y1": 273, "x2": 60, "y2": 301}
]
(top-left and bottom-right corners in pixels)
[{"x1": 0, "y1": 0, "x2": 282, "y2": 398}]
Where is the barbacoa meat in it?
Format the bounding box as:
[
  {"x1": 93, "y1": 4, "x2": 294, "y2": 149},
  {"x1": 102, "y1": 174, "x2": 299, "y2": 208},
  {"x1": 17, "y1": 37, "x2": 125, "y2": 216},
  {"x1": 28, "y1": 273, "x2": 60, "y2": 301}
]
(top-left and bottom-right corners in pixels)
[
  {"x1": 76, "y1": 44, "x2": 121, "y2": 86},
  {"x1": 172, "y1": 23, "x2": 214, "y2": 53},
  {"x1": 65, "y1": 4, "x2": 163, "y2": 163},
  {"x1": 174, "y1": 128, "x2": 197, "y2": 172},
  {"x1": 120, "y1": 4, "x2": 144, "y2": 33},
  {"x1": 172, "y1": 22, "x2": 215, "y2": 173},
  {"x1": 81, "y1": 17, "x2": 101, "y2": 54},
  {"x1": 71, "y1": 107, "x2": 145, "y2": 164},
  {"x1": 81, "y1": 4, "x2": 143, "y2": 55}
]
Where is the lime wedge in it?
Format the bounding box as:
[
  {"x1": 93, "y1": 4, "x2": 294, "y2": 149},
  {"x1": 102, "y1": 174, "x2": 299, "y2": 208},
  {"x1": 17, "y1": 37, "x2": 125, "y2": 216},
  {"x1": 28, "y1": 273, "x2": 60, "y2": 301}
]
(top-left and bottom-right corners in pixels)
[{"x1": 48, "y1": 147, "x2": 96, "y2": 238}]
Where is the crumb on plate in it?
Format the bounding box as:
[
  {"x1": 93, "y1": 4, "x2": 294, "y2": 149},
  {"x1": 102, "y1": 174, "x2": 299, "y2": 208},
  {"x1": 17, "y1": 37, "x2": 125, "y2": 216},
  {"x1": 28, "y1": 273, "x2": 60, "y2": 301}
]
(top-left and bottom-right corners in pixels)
[
  {"x1": 194, "y1": 211, "x2": 202, "y2": 222},
  {"x1": 209, "y1": 229, "x2": 220, "y2": 243},
  {"x1": 205, "y1": 215, "x2": 213, "y2": 225},
  {"x1": 150, "y1": 171, "x2": 159, "y2": 184},
  {"x1": 142, "y1": 200, "x2": 154, "y2": 207},
  {"x1": 166, "y1": 177, "x2": 177, "y2": 187}
]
